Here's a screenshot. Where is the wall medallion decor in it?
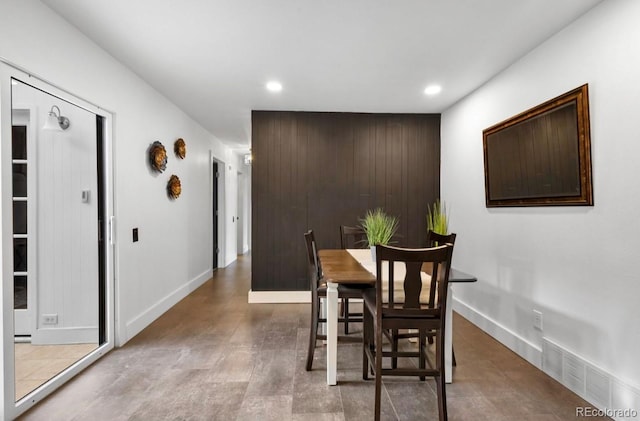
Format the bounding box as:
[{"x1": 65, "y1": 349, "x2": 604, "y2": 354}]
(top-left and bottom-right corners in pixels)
[
  {"x1": 167, "y1": 174, "x2": 182, "y2": 199},
  {"x1": 174, "y1": 138, "x2": 186, "y2": 159},
  {"x1": 149, "y1": 141, "x2": 168, "y2": 172}
]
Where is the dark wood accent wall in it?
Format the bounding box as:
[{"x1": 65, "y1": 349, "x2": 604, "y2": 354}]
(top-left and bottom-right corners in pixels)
[{"x1": 251, "y1": 111, "x2": 441, "y2": 291}]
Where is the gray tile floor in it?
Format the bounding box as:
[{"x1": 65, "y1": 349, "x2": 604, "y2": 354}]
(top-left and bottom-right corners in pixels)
[{"x1": 20, "y1": 255, "x2": 609, "y2": 420}]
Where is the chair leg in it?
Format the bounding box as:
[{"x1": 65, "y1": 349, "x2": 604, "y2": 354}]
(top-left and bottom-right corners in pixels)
[
  {"x1": 362, "y1": 305, "x2": 372, "y2": 380},
  {"x1": 344, "y1": 299, "x2": 350, "y2": 335},
  {"x1": 391, "y1": 328, "x2": 398, "y2": 369},
  {"x1": 306, "y1": 296, "x2": 320, "y2": 371},
  {"x1": 419, "y1": 330, "x2": 426, "y2": 381},
  {"x1": 374, "y1": 320, "x2": 383, "y2": 421},
  {"x1": 435, "y1": 331, "x2": 448, "y2": 421}
]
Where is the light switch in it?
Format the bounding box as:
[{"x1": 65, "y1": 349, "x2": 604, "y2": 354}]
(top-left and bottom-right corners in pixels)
[{"x1": 81, "y1": 190, "x2": 90, "y2": 203}]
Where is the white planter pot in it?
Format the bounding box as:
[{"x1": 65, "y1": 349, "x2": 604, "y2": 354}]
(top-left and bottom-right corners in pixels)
[{"x1": 370, "y1": 246, "x2": 376, "y2": 262}]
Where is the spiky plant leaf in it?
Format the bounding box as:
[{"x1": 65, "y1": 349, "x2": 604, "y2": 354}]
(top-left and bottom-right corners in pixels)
[
  {"x1": 427, "y1": 199, "x2": 449, "y2": 235},
  {"x1": 359, "y1": 208, "x2": 399, "y2": 246}
]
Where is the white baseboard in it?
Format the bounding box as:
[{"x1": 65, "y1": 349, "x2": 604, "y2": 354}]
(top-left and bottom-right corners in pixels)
[
  {"x1": 248, "y1": 289, "x2": 311, "y2": 303},
  {"x1": 453, "y1": 297, "x2": 640, "y2": 421},
  {"x1": 452, "y1": 296, "x2": 542, "y2": 368},
  {"x1": 31, "y1": 327, "x2": 98, "y2": 345},
  {"x1": 123, "y1": 269, "x2": 212, "y2": 343}
]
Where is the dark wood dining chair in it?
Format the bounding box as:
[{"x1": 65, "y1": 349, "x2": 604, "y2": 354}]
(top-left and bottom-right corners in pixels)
[
  {"x1": 304, "y1": 230, "x2": 368, "y2": 371},
  {"x1": 339, "y1": 225, "x2": 367, "y2": 334},
  {"x1": 389, "y1": 230, "x2": 458, "y2": 368},
  {"x1": 425, "y1": 230, "x2": 457, "y2": 309},
  {"x1": 362, "y1": 244, "x2": 454, "y2": 421},
  {"x1": 340, "y1": 225, "x2": 367, "y2": 249}
]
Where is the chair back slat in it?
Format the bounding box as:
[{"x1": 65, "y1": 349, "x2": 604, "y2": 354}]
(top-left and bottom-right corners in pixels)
[{"x1": 402, "y1": 262, "x2": 423, "y2": 309}]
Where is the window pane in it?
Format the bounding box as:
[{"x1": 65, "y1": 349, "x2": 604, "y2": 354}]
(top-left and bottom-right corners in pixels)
[
  {"x1": 13, "y1": 163, "x2": 27, "y2": 197},
  {"x1": 14, "y1": 276, "x2": 27, "y2": 310},
  {"x1": 14, "y1": 238, "x2": 27, "y2": 272},
  {"x1": 13, "y1": 201, "x2": 27, "y2": 234},
  {"x1": 12, "y1": 126, "x2": 27, "y2": 160}
]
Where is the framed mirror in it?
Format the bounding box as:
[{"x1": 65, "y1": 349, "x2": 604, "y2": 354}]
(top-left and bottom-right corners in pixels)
[
  {"x1": 1, "y1": 62, "x2": 115, "y2": 419},
  {"x1": 482, "y1": 84, "x2": 593, "y2": 207}
]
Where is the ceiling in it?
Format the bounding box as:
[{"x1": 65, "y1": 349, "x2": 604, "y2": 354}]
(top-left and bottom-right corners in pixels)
[{"x1": 41, "y1": 0, "x2": 603, "y2": 150}]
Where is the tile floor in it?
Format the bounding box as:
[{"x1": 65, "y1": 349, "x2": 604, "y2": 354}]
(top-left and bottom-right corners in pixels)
[
  {"x1": 15, "y1": 342, "x2": 97, "y2": 400},
  {"x1": 20, "y1": 255, "x2": 610, "y2": 420}
]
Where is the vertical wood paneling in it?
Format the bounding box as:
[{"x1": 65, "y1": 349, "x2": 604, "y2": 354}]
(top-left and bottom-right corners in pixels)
[{"x1": 252, "y1": 111, "x2": 440, "y2": 291}]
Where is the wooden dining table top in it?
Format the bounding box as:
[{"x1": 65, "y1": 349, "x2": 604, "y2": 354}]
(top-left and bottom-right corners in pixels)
[
  {"x1": 318, "y1": 249, "x2": 376, "y2": 285},
  {"x1": 318, "y1": 249, "x2": 477, "y2": 285}
]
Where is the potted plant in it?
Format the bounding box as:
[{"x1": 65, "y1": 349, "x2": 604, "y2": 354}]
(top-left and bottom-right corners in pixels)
[
  {"x1": 427, "y1": 199, "x2": 449, "y2": 235},
  {"x1": 360, "y1": 208, "x2": 399, "y2": 261}
]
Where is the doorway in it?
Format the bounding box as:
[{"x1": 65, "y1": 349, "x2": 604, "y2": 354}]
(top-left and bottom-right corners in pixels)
[
  {"x1": 237, "y1": 171, "x2": 244, "y2": 255},
  {"x1": 212, "y1": 161, "x2": 219, "y2": 270},
  {"x1": 1, "y1": 63, "x2": 115, "y2": 420}
]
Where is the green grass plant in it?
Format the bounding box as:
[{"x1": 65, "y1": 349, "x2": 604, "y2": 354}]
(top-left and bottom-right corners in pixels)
[
  {"x1": 427, "y1": 199, "x2": 448, "y2": 235},
  {"x1": 360, "y1": 208, "x2": 399, "y2": 246}
]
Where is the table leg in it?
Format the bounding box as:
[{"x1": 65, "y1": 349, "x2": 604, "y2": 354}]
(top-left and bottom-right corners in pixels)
[
  {"x1": 326, "y1": 281, "x2": 338, "y2": 386},
  {"x1": 445, "y1": 284, "x2": 453, "y2": 383}
]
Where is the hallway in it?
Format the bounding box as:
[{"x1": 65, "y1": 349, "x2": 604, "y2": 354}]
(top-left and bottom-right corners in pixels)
[{"x1": 21, "y1": 255, "x2": 605, "y2": 420}]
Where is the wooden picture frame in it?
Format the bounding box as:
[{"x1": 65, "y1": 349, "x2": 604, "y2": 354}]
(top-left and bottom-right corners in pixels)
[{"x1": 482, "y1": 84, "x2": 593, "y2": 207}]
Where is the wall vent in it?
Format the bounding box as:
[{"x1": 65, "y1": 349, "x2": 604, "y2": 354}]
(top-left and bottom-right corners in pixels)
[
  {"x1": 543, "y1": 338, "x2": 612, "y2": 410},
  {"x1": 542, "y1": 340, "x2": 563, "y2": 382},
  {"x1": 586, "y1": 365, "x2": 611, "y2": 409},
  {"x1": 564, "y1": 352, "x2": 586, "y2": 395}
]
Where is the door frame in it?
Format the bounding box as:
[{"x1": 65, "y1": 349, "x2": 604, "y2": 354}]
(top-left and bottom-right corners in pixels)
[
  {"x1": 1, "y1": 61, "x2": 116, "y2": 420},
  {"x1": 210, "y1": 152, "x2": 226, "y2": 270}
]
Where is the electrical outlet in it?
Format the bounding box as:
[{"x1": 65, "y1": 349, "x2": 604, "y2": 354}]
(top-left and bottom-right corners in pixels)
[
  {"x1": 533, "y1": 310, "x2": 543, "y2": 331},
  {"x1": 42, "y1": 314, "x2": 58, "y2": 325}
]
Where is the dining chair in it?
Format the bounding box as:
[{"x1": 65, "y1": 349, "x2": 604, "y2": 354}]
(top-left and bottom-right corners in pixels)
[
  {"x1": 389, "y1": 230, "x2": 458, "y2": 368},
  {"x1": 362, "y1": 244, "x2": 454, "y2": 421},
  {"x1": 339, "y1": 225, "x2": 367, "y2": 334},
  {"x1": 425, "y1": 231, "x2": 457, "y2": 309},
  {"x1": 304, "y1": 230, "x2": 368, "y2": 371},
  {"x1": 340, "y1": 225, "x2": 367, "y2": 249}
]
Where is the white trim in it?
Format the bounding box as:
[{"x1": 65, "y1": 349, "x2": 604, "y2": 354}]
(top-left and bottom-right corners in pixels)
[
  {"x1": 452, "y1": 295, "x2": 543, "y2": 369},
  {"x1": 247, "y1": 290, "x2": 311, "y2": 304},
  {"x1": 30, "y1": 327, "x2": 98, "y2": 345},
  {"x1": 123, "y1": 269, "x2": 212, "y2": 342}
]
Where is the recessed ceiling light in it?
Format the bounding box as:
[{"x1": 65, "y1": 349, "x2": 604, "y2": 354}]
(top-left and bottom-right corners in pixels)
[
  {"x1": 266, "y1": 81, "x2": 282, "y2": 92},
  {"x1": 424, "y1": 85, "x2": 442, "y2": 96}
]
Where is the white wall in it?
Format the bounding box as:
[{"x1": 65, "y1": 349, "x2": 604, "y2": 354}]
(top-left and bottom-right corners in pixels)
[
  {"x1": 0, "y1": 0, "x2": 240, "y2": 352},
  {"x1": 442, "y1": 0, "x2": 640, "y2": 400}
]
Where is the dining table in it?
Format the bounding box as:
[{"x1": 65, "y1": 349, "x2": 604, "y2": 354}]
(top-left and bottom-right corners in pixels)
[{"x1": 318, "y1": 248, "x2": 477, "y2": 386}]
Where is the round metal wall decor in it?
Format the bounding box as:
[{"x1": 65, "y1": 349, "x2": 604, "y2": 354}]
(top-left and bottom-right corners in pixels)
[
  {"x1": 167, "y1": 174, "x2": 182, "y2": 199},
  {"x1": 174, "y1": 138, "x2": 186, "y2": 159},
  {"x1": 149, "y1": 141, "x2": 168, "y2": 172}
]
